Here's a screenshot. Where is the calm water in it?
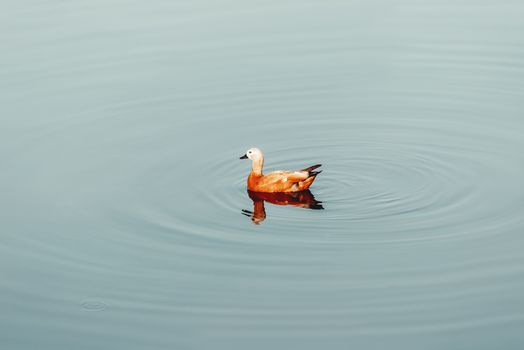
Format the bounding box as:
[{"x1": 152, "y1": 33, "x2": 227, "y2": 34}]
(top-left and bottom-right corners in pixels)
[{"x1": 1, "y1": 1, "x2": 524, "y2": 349}]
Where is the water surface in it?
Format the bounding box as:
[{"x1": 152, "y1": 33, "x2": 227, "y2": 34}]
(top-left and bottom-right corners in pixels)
[{"x1": 1, "y1": 0, "x2": 524, "y2": 349}]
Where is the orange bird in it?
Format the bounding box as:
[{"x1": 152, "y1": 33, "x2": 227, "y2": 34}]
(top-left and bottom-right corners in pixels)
[{"x1": 239, "y1": 147, "x2": 322, "y2": 193}]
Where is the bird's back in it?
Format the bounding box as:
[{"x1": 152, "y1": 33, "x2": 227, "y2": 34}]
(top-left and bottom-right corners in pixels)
[{"x1": 248, "y1": 166, "x2": 321, "y2": 193}]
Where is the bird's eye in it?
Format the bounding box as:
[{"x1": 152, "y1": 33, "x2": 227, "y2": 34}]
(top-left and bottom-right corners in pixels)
[{"x1": 248, "y1": 151, "x2": 252, "y2": 154}]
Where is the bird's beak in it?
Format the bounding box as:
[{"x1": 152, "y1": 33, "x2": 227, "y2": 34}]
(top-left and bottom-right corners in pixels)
[{"x1": 239, "y1": 154, "x2": 248, "y2": 159}]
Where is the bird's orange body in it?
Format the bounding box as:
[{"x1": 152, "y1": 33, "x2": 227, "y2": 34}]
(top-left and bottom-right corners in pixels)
[
  {"x1": 247, "y1": 170, "x2": 319, "y2": 192},
  {"x1": 240, "y1": 148, "x2": 321, "y2": 193}
]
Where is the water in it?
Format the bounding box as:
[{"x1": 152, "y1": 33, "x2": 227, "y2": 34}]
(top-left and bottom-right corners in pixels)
[{"x1": 1, "y1": 1, "x2": 524, "y2": 349}]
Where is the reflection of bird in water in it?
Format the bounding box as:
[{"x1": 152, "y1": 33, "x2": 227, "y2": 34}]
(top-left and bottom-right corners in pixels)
[
  {"x1": 240, "y1": 147, "x2": 322, "y2": 193},
  {"x1": 242, "y1": 190, "x2": 323, "y2": 225}
]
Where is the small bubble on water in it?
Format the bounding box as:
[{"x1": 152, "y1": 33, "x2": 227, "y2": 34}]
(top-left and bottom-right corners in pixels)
[{"x1": 81, "y1": 300, "x2": 108, "y2": 312}]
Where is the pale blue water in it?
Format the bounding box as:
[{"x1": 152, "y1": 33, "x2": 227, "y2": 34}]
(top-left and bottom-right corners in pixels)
[{"x1": 1, "y1": 1, "x2": 524, "y2": 349}]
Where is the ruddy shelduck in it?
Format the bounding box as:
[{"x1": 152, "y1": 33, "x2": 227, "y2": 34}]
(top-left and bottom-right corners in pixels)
[{"x1": 239, "y1": 148, "x2": 322, "y2": 193}]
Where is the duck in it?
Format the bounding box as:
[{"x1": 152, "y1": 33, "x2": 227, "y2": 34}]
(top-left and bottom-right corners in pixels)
[{"x1": 239, "y1": 147, "x2": 322, "y2": 193}]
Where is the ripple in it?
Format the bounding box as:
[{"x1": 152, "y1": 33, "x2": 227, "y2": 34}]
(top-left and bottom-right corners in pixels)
[
  {"x1": 104, "y1": 116, "x2": 523, "y2": 250},
  {"x1": 80, "y1": 300, "x2": 108, "y2": 312}
]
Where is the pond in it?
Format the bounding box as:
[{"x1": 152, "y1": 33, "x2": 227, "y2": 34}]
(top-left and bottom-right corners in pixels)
[{"x1": 1, "y1": 1, "x2": 523, "y2": 349}]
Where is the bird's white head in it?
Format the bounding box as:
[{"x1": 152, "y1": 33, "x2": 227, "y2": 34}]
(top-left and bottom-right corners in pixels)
[{"x1": 240, "y1": 147, "x2": 264, "y2": 161}]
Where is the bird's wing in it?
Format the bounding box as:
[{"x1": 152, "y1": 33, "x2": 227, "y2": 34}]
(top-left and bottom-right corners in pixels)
[{"x1": 263, "y1": 171, "x2": 309, "y2": 184}]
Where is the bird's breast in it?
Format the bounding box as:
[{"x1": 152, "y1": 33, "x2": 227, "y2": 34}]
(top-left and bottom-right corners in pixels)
[{"x1": 247, "y1": 172, "x2": 262, "y2": 190}]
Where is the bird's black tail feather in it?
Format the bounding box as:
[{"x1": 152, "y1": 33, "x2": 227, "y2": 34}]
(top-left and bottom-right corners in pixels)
[{"x1": 302, "y1": 164, "x2": 322, "y2": 173}]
